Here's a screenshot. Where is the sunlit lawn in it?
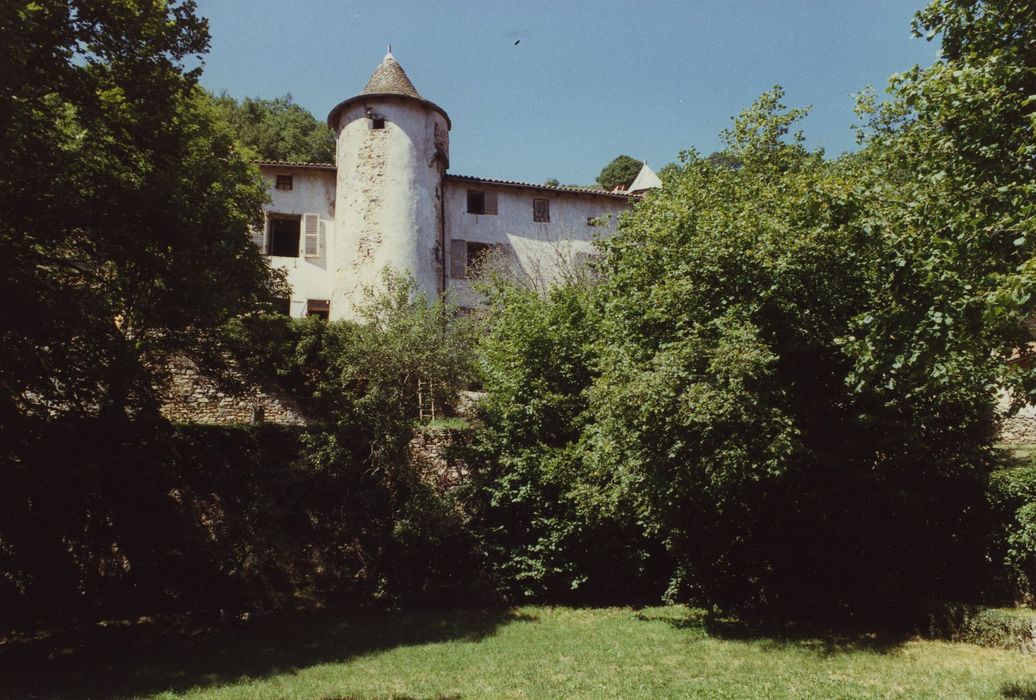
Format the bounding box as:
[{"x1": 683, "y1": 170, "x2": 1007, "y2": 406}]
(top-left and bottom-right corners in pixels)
[{"x1": 2, "y1": 606, "x2": 1034, "y2": 699}]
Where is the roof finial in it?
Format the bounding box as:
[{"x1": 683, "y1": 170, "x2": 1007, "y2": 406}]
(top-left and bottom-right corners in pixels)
[{"x1": 386, "y1": 44, "x2": 393, "y2": 59}]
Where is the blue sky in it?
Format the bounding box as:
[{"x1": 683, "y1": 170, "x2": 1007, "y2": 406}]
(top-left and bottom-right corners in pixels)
[{"x1": 195, "y1": 0, "x2": 941, "y2": 185}]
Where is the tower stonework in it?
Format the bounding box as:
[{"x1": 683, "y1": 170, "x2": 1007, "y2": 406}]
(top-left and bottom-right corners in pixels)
[{"x1": 326, "y1": 52, "x2": 450, "y2": 320}]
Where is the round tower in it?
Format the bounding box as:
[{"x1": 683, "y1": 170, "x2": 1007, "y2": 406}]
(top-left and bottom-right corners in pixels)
[{"x1": 326, "y1": 51, "x2": 451, "y2": 320}]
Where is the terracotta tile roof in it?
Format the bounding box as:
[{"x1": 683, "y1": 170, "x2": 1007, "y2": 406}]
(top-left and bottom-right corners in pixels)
[
  {"x1": 360, "y1": 53, "x2": 422, "y2": 99},
  {"x1": 446, "y1": 174, "x2": 633, "y2": 200},
  {"x1": 256, "y1": 160, "x2": 336, "y2": 170}
]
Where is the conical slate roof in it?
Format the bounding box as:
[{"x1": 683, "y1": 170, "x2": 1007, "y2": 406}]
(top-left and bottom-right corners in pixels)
[
  {"x1": 360, "y1": 52, "x2": 421, "y2": 98},
  {"x1": 326, "y1": 51, "x2": 451, "y2": 130}
]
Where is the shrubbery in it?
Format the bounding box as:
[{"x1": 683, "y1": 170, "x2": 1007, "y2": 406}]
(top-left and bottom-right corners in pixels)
[
  {"x1": 988, "y1": 464, "x2": 1036, "y2": 605},
  {"x1": 461, "y1": 282, "x2": 668, "y2": 603}
]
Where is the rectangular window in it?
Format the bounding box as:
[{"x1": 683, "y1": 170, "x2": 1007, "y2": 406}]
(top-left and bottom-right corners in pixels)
[
  {"x1": 306, "y1": 299, "x2": 330, "y2": 321},
  {"x1": 466, "y1": 189, "x2": 497, "y2": 215},
  {"x1": 274, "y1": 298, "x2": 291, "y2": 316},
  {"x1": 267, "y1": 216, "x2": 301, "y2": 257},
  {"x1": 275, "y1": 174, "x2": 293, "y2": 190},
  {"x1": 371, "y1": 117, "x2": 385, "y2": 129},
  {"x1": 533, "y1": 198, "x2": 550, "y2": 223}
]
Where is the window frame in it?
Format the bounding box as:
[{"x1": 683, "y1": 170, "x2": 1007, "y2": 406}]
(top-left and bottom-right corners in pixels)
[
  {"x1": 533, "y1": 198, "x2": 550, "y2": 223},
  {"x1": 306, "y1": 299, "x2": 330, "y2": 320},
  {"x1": 266, "y1": 214, "x2": 302, "y2": 257}
]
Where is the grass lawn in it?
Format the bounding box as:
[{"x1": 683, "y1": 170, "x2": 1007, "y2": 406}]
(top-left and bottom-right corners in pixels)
[{"x1": 2, "y1": 606, "x2": 1034, "y2": 699}]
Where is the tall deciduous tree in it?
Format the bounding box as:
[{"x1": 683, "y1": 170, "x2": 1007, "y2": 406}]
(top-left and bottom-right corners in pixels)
[
  {"x1": 211, "y1": 93, "x2": 336, "y2": 164},
  {"x1": 596, "y1": 155, "x2": 643, "y2": 191},
  {"x1": 0, "y1": 0, "x2": 283, "y2": 431}
]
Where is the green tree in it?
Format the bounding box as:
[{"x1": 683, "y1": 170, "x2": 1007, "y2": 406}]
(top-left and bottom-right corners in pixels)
[
  {"x1": 212, "y1": 93, "x2": 336, "y2": 163},
  {"x1": 0, "y1": 0, "x2": 283, "y2": 429},
  {"x1": 463, "y1": 281, "x2": 665, "y2": 602},
  {"x1": 226, "y1": 271, "x2": 482, "y2": 604},
  {"x1": 593, "y1": 85, "x2": 994, "y2": 611},
  {"x1": 596, "y1": 155, "x2": 643, "y2": 191}
]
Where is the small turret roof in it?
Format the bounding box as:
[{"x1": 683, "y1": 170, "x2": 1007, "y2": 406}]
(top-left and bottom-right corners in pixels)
[
  {"x1": 359, "y1": 51, "x2": 422, "y2": 99},
  {"x1": 628, "y1": 162, "x2": 662, "y2": 193}
]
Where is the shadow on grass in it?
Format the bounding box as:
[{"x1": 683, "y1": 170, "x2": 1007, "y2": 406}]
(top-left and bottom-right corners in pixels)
[
  {"x1": 635, "y1": 608, "x2": 911, "y2": 657},
  {"x1": 1002, "y1": 680, "x2": 1036, "y2": 699},
  {"x1": 0, "y1": 606, "x2": 534, "y2": 700}
]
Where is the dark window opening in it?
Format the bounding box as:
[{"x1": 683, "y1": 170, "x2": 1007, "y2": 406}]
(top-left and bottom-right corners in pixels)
[
  {"x1": 275, "y1": 174, "x2": 293, "y2": 190},
  {"x1": 274, "y1": 297, "x2": 291, "y2": 316},
  {"x1": 267, "y1": 216, "x2": 300, "y2": 257},
  {"x1": 371, "y1": 117, "x2": 385, "y2": 129},
  {"x1": 533, "y1": 198, "x2": 550, "y2": 223},
  {"x1": 467, "y1": 190, "x2": 485, "y2": 214},
  {"x1": 466, "y1": 241, "x2": 492, "y2": 271},
  {"x1": 307, "y1": 299, "x2": 330, "y2": 321}
]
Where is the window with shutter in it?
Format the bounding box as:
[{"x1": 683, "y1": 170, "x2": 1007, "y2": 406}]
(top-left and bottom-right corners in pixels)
[
  {"x1": 466, "y1": 189, "x2": 498, "y2": 215},
  {"x1": 302, "y1": 213, "x2": 320, "y2": 257},
  {"x1": 306, "y1": 299, "x2": 330, "y2": 320},
  {"x1": 533, "y1": 198, "x2": 550, "y2": 222}
]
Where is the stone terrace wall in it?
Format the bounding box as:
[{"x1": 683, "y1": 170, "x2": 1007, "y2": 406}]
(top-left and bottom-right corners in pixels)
[{"x1": 160, "y1": 357, "x2": 309, "y2": 426}]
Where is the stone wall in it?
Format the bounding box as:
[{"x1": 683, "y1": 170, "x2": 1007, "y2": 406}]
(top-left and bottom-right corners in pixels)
[
  {"x1": 997, "y1": 390, "x2": 1036, "y2": 445},
  {"x1": 1000, "y1": 415, "x2": 1036, "y2": 445},
  {"x1": 409, "y1": 427, "x2": 470, "y2": 490},
  {"x1": 160, "y1": 357, "x2": 309, "y2": 426}
]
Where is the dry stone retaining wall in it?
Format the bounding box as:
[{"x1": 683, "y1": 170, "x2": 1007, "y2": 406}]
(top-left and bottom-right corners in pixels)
[{"x1": 160, "y1": 357, "x2": 309, "y2": 426}]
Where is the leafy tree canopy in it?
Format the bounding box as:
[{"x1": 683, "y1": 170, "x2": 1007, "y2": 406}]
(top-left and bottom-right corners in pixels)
[
  {"x1": 596, "y1": 155, "x2": 643, "y2": 191},
  {"x1": 0, "y1": 0, "x2": 283, "y2": 431},
  {"x1": 211, "y1": 93, "x2": 336, "y2": 164}
]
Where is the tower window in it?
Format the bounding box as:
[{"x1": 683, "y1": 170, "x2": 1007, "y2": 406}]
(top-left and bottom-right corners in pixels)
[
  {"x1": 267, "y1": 215, "x2": 301, "y2": 257},
  {"x1": 371, "y1": 117, "x2": 385, "y2": 129},
  {"x1": 533, "y1": 198, "x2": 550, "y2": 223},
  {"x1": 275, "y1": 174, "x2": 293, "y2": 190}
]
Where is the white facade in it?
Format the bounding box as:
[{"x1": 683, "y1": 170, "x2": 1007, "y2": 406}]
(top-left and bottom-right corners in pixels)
[{"x1": 254, "y1": 53, "x2": 653, "y2": 320}]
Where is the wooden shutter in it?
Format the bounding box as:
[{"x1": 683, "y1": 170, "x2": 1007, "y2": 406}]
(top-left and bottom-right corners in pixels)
[
  {"x1": 302, "y1": 213, "x2": 320, "y2": 257},
  {"x1": 450, "y1": 239, "x2": 467, "y2": 278},
  {"x1": 484, "y1": 191, "x2": 498, "y2": 215}
]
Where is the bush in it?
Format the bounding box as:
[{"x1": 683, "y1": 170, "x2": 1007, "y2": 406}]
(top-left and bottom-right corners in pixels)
[
  {"x1": 926, "y1": 603, "x2": 1036, "y2": 653},
  {"x1": 987, "y1": 464, "x2": 1036, "y2": 604},
  {"x1": 462, "y1": 282, "x2": 668, "y2": 603}
]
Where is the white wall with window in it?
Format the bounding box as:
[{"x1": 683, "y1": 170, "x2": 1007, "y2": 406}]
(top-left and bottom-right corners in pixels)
[
  {"x1": 443, "y1": 177, "x2": 629, "y2": 306},
  {"x1": 257, "y1": 164, "x2": 336, "y2": 318}
]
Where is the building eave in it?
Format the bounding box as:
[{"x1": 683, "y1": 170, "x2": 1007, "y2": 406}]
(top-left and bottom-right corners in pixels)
[
  {"x1": 326, "y1": 93, "x2": 452, "y2": 131},
  {"x1": 445, "y1": 174, "x2": 633, "y2": 201}
]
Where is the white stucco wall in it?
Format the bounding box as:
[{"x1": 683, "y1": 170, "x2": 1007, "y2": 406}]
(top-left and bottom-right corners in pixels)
[
  {"x1": 330, "y1": 97, "x2": 448, "y2": 320},
  {"x1": 443, "y1": 180, "x2": 629, "y2": 307},
  {"x1": 259, "y1": 166, "x2": 336, "y2": 318}
]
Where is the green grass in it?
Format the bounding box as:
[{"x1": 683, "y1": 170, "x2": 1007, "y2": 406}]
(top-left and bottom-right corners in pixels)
[
  {"x1": 2, "y1": 606, "x2": 1034, "y2": 699},
  {"x1": 417, "y1": 416, "x2": 470, "y2": 431}
]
